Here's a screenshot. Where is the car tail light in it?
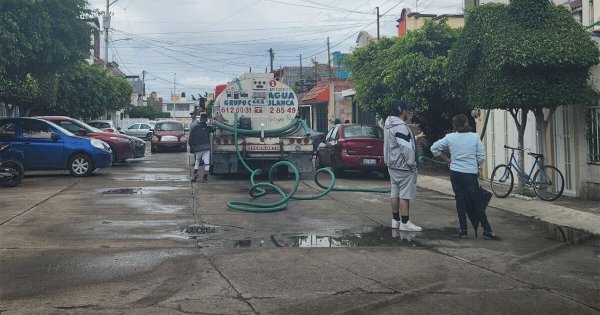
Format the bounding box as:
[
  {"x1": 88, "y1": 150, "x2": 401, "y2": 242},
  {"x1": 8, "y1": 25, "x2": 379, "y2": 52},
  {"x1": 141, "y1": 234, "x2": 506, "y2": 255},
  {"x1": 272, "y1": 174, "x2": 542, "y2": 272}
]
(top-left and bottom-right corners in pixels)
[
  {"x1": 288, "y1": 139, "x2": 295, "y2": 145},
  {"x1": 152, "y1": 136, "x2": 159, "y2": 142},
  {"x1": 297, "y1": 138, "x2": 303, "y2": 144},
  {"x1": 223, "y1": 138, "x2": 229, "y2": 145},
  {"x1": 215, "y1": 138, "x2": 221, "y2": 145},
  {"x1": 303, "y1": 138, "x2": 310, "y2": 145}
]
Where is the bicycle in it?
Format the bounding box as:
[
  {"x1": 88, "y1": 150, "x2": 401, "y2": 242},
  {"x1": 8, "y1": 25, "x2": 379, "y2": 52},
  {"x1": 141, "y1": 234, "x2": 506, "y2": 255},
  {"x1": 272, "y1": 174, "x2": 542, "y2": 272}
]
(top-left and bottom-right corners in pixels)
[{"x1": 490, "y1": 145, "x2": 565, "y2": 201}]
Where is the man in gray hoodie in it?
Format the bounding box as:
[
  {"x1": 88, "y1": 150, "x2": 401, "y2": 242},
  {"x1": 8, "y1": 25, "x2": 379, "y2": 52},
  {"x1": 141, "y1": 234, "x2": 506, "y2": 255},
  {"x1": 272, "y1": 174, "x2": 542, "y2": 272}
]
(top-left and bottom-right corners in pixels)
[{"x1": 384, "y1": 101, "x2": 423, "y2": 232}]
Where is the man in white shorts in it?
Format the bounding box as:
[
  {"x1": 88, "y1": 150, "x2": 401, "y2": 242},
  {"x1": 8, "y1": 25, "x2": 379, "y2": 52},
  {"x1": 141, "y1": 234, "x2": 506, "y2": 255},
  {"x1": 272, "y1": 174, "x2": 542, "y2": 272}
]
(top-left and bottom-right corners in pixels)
[{"x1": 383, "y1": 101, "x2": 423, "y2": 232}]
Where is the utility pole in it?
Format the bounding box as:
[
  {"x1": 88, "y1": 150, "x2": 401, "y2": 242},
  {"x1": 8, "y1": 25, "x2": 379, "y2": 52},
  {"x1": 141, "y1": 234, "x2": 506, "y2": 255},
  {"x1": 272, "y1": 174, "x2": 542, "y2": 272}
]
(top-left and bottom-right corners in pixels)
[
  {"x1": 173, "y1": 73, "x2": 176, "y2": 97},
  {"x1": 268, "y1": 48, "x2": 274, "y2": 73},
  {"x1": 416, "y1": 0, "x2": 419, "y2": 12},
  {"x1": 376, "y1": 6, "x2": 380, "y2": 39},
  {"x1": 104, "y1": 0, "x2": 110, "y2": 68},
  {"x1": 327, "y1": 37, "x2": 332, "y2": 82},
  {"x1": 142, "y1": 70, "x2": 146, "y2": 96}
]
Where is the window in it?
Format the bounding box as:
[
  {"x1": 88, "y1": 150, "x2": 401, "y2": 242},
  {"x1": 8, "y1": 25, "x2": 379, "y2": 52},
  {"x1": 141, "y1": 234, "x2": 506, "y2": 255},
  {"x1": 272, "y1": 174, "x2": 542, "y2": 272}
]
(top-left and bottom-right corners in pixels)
[
  {"x1": 588, "y1": 106, "x2": 600, "y2": 164},
  {"x1": 0, "y1": 121, "x2": 16, "y2": 140},
  {"x1": 56, "y1": 121, "x2": 82, "y2": 133},
  {"x1": 129, "y1": 124, "x2": 139, "y2": 130},
  {"x1": 175, "y1": 104, "x2": 189, "y2": 111},
  {"x1": 22, "y1": 120, "x2": 53, "y2": 139},
  {"x1": 155, "y1": 122, "x2": 183, "y2": 131},
  {"x1": 141, "y1": 124, "x2": 151, "y2": 130},
  {"x1": 166, "y1": 104, "x2": 175, "y2": 111},
  {"x1": 343, "y1": 126, "x2": 383, "y2": 139},
  {"x1": 91, "y1": 122, "x2": 111, "y2": 129}
]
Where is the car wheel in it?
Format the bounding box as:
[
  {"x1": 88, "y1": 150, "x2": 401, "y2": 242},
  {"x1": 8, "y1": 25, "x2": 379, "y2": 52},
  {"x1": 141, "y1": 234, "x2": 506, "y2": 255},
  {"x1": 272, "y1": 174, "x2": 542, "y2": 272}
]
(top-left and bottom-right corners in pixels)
[
  {"x1": 69, "y1": 153, "x2": 95, "y2": 177},
  {"x1": 330, "y1": 158, "x2": 342, "y2": 177},
  {"x1": 146, "y1": 132, "x2": 152, "y2": 140},
  {"x1": 0, "y1": 161, "x2": 24, "y2": 187},
  {"x1": 109, "y1": 145, "x2": 118, "y2": 164}
]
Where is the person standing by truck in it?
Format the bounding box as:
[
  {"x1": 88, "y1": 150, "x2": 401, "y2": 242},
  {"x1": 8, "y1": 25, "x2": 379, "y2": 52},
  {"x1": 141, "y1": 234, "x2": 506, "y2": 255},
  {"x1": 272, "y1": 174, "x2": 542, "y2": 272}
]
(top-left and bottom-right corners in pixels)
[{"x1": 189, "y1": 113, "x2": 215, "y2": 183}]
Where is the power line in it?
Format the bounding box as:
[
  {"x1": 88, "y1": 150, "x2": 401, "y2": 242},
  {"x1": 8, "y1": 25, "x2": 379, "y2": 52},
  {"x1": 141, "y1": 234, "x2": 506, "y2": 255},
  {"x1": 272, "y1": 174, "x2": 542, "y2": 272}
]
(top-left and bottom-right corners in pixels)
[{"x1": 264, "y1": 0, "x2": 373, "y2": 14}]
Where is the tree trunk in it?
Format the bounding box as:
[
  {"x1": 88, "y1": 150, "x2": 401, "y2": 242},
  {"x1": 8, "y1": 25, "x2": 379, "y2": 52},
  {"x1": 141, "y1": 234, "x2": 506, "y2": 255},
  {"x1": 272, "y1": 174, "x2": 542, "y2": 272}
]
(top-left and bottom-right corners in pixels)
[{"x1": 509, "y1": 108, "x2": 529, "y2": 192}]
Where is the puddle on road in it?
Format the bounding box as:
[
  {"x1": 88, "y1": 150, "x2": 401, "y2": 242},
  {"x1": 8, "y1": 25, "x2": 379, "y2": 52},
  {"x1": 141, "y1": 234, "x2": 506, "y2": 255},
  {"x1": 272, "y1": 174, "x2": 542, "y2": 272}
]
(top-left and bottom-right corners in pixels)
[
  {"x1": 102, "y1": 188, "x2": 142, "y2": 194},
  {"x1": 112, "y1": 174, "x2": 190, "y2": 182},
  {"x1": 99, "y1": 186, "x2": 186, "y2": 195},
  {"x1": 135, "y1": 167, "x2": 187, "y2": 173},
  {"x1": 185, "y1": 225, "x2": 425, "y2": 254}
]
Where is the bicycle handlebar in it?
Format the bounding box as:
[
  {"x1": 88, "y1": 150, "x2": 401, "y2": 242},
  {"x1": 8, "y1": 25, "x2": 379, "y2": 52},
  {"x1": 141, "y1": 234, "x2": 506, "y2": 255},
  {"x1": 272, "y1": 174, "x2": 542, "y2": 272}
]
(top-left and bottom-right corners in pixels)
[{"x1": 503, "y1": 145, "x2": 524, "y2": 151}]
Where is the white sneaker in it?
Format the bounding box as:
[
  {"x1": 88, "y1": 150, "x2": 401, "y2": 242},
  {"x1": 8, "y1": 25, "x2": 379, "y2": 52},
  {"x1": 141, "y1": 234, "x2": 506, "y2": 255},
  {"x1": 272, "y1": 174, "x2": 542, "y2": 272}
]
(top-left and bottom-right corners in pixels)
[
  {"x1": 399, "y1": 220, "x2": 422, "y2": 232},
  {"x1": 392, "y1": 219, "x2": 400, "y2": 229}
]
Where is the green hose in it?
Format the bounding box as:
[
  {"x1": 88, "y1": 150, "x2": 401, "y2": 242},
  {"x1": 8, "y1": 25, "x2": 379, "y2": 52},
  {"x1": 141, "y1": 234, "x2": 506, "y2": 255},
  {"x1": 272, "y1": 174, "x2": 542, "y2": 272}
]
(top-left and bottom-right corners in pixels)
[{"x1": 222, "y1": 113, "x2": 390, "y2": 213}]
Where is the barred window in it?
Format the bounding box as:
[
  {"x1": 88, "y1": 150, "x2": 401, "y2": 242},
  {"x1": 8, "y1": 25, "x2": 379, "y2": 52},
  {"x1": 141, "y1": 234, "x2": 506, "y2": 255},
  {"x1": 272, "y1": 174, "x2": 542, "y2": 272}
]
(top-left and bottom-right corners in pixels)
[{"x1": 588, "y1": 106, "x2": 600, "y2": 164}]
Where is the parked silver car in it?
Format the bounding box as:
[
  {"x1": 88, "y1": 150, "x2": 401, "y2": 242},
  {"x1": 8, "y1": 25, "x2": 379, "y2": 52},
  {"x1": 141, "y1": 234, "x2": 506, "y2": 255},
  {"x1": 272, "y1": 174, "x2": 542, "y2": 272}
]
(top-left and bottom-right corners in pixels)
[{"x1": 124, "y1": 122, "x2": 155, "y2": 140}]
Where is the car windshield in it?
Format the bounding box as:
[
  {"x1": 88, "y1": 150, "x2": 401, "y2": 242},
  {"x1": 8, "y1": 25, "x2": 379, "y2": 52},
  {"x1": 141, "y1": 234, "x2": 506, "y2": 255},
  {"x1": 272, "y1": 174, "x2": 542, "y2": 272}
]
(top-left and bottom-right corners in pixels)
[
  {"x1": 43, "y1": 120, "x2": 75, "y2": 137},
  {"x1": 72, "y1": 120, "x2": 104, "y2": 133},
  {"x1": 155, "y1": 122, "x2": 183, "y2": 131},
  {"x1": 90, "y1": 122, "x2": 111, "y2": 129},
  {"x1": 343, "y1": 126, "x2": 383, "y2": 139}
]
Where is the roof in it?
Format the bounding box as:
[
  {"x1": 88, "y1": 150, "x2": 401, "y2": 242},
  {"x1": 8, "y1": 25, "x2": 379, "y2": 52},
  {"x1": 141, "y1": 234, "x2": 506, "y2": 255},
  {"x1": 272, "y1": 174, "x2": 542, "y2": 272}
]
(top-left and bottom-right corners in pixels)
[
  {"x1": 432, "y1": 14, "x2": 464, "y2": 20},
  {"x1": 301, "y1": 79, "x2": 355, "y2": 104}
]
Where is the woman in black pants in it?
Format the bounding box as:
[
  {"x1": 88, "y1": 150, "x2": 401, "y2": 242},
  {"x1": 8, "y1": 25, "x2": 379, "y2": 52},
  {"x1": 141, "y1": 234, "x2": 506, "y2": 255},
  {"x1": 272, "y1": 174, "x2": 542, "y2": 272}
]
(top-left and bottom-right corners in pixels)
[{"x1": 430, "y1": 114, "x2": 501, "y2": 240}]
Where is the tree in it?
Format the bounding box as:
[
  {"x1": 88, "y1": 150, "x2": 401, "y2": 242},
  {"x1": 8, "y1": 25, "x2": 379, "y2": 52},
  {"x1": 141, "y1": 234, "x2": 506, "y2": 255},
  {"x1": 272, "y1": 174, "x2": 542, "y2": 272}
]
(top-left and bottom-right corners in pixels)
[
  {"x1": 39, "y1": 63, "x2": 132, "y2": 119},
  {"x1": 0, "y1": 0, "x2": 93, "y2": 115},
  {"x1": 348, "y1": 20, "x2": 469, "y2": 145},
  {"x1": 127, "y1": 106, "x2": 171, "y2": 120},
  {"x1": 449, "y1": 0, "x2": 599, "y2": 171}
]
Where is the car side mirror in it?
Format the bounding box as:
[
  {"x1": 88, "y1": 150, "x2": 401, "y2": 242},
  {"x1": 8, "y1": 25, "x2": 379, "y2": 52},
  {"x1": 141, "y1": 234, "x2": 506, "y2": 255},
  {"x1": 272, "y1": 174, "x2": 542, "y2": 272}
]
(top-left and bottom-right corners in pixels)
[
  {"x1": 117, "y1": 127, "x2": 122, "y2": 130},
  {"x1": 51, "y1": 132, "x2": 61, "y2": 142},
  {"x1": 149, "y1": 128, "x2": 154, "y2": 131}
]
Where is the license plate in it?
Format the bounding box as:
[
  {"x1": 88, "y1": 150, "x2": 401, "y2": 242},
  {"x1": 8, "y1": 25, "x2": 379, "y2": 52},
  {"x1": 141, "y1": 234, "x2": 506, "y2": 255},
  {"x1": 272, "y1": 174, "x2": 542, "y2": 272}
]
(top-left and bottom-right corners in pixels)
[
  {"x1": 247, "y1": 144, "x2": 280, "y2": 152},
  {"x1": 363, "y1": 159, "x2": 376, "y2": 165}
]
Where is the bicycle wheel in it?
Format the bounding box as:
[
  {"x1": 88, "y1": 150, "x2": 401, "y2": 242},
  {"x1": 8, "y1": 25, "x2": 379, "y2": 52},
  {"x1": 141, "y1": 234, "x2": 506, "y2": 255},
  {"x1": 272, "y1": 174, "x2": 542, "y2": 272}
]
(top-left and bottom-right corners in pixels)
[
  {"x1": 533, "y1": 165, "x2": 564, "y2": 201},
  {"x1": 490, "y1": 164, "x2": 513, "y2": 198}
]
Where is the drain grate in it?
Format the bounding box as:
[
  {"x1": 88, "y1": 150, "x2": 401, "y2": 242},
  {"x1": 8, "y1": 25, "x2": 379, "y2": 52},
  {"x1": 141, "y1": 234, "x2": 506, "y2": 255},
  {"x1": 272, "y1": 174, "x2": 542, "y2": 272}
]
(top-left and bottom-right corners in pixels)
[
  {"x1": 102, "y1": 188, "x2": 142, "y2": 195},
  {"x1": 184, "y1": 226, "x2": 218, "y2": 239}
]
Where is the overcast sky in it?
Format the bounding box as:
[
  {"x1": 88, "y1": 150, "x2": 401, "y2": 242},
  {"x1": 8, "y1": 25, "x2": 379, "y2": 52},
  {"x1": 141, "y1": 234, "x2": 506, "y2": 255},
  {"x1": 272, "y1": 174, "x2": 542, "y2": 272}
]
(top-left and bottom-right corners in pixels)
[{"x1": 87, "y1": 0, "x2": 464, "y2": 98}]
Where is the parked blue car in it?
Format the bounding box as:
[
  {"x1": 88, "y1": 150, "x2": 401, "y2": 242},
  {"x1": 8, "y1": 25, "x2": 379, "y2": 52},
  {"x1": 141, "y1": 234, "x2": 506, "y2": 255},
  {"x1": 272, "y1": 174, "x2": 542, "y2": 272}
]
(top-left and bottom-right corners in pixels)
[{"x1": 0, "y1": 117, "x2": 112, "y2": 177}]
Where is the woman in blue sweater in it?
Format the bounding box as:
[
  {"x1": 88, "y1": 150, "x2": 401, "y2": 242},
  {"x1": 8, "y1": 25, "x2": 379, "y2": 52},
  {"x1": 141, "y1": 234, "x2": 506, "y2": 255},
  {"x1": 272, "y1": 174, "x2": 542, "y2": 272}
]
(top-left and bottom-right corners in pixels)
[{"x1": 431, "y1": 114, "x2": 501, "y2": 240}]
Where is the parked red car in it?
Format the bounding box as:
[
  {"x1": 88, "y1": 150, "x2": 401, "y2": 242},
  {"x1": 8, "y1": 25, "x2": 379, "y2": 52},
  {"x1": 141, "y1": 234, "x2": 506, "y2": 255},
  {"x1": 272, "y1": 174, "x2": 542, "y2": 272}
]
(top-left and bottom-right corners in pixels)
[
  {"x1": 40, "y1": 116, "x2": 135, "y2": 163},
  {"x1": 316, "y1": 124, "x2": 385, "y2": 175},
  {"x1": 151, "y1": 120, "x2": 187, "y2": 153}
]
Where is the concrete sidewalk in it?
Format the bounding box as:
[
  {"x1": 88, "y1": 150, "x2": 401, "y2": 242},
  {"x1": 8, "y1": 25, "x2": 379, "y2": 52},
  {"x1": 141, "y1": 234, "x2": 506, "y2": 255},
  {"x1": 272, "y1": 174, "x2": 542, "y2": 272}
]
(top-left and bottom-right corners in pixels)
[{"x1": 418, "y1": 174, "x2": 600, "y2": 236}]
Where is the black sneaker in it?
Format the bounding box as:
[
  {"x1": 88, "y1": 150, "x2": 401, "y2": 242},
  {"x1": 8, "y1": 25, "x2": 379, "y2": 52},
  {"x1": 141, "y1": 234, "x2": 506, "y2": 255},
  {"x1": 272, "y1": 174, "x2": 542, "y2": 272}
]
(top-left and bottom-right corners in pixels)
[
  {"x1": 191, "y1": 174, "x2": 199, "y2": 182},
  {"x1": 202, "y1": 174, "x2": 208, "y2": 183},
  {"x1": 459, "y1": 232, "x2": 468, "y2": 239},
  {"x1": 483, "y1": 231, "x2": 502, "y2": 241}
]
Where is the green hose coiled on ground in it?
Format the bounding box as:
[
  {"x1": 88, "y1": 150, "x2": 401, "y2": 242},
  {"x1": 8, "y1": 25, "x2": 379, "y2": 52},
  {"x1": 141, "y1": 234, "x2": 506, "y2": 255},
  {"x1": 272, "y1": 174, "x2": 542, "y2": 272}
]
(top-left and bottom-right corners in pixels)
[{"x1": 222, "y1": 113, "x2": 389, "y2": 213}]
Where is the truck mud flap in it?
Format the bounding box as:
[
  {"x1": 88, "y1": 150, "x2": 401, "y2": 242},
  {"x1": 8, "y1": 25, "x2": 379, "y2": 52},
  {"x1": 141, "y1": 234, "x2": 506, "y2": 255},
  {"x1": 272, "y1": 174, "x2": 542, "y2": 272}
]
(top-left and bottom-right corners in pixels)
[
  {"x1": 212, "y1": 153, "x2": 239, "y2": 174},
  {"x1": 287, "y1": 153, "x2": 313, "y2": 173}
]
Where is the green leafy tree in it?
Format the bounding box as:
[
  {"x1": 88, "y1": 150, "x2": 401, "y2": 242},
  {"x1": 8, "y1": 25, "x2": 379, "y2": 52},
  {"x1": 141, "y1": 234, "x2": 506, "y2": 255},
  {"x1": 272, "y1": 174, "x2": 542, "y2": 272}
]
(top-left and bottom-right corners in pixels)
[
  {"x1": 0, "y1": 0, "x2": 92, "y2": 115},
  {"x1": 127, "y1": 106, "x2": 171, "y2": 120},
  {"x1": 449, "y1": 0, "x2": 599, "y2": 170},
  {"x1": 348, "y1": 20, "x2": 468, "y2": 146},
  {"x1": 39, "y1": 63, "x2": 132, "y2": 119}
]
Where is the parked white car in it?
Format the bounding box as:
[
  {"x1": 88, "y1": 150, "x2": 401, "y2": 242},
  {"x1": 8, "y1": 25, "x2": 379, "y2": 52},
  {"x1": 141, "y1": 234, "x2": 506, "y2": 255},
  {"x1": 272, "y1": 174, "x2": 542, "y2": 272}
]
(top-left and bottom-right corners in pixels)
[
  {"x1": 124, "y1": 122, "x2": 155, "y2": 139},
  {"x1": 87, "y1": 120, "x2": 124, "y2": 134}
]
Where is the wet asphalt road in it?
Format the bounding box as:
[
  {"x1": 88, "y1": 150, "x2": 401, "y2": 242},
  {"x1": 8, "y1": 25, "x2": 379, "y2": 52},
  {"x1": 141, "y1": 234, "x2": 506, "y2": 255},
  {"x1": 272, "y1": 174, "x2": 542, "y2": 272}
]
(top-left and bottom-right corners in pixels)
[{"x1": 0, "y1": 149, "x2": 598, "y2": 314}]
